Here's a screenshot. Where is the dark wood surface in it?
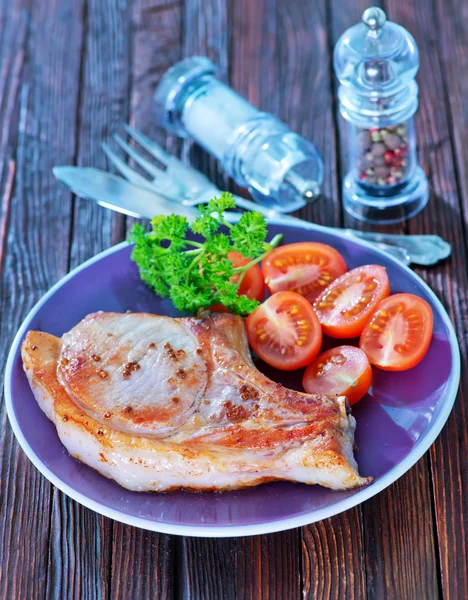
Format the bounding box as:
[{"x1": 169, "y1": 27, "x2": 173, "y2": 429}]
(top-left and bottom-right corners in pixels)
[{"x1": 0, "y1": 0, "x2": 466, "y2": 598}]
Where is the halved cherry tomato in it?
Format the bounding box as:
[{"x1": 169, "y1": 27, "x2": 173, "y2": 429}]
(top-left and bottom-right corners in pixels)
[
  {"x1": 303, "y1": 346, "x2": 372, "y2": 405},
  {"x1": 246, "y1": 291, "x2": 322, "y2": 370},
  {"x1": 211, "y1": 251, "x2": 265, "y2": 312},
  {"x1": 261, "y1": 242, "x2": 347, "y2": 303},
  {"x1": 359, "y1": 293, "x2": 433, "y2": 371},
  {"x1": 313, "y1": 265, "x2": 390, "y2": 338}
]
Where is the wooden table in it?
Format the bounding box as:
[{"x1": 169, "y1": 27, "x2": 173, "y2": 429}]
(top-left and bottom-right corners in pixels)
[{"x1": 0, "y1": 0, "x2": 466, "y2": 598}]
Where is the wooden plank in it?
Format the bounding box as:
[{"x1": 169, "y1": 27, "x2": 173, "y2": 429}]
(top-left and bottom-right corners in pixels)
[
  {"x1": 124, "y1": 0, "x2": 184, "y2": 239},
  {"x1": 175, "y1": 537, "x2": 236, "y2": 600},
  {"x1": 127, "y1": 0, "x2": 183, "y2": 141},
  {"x1": 68, "y1": 0, "x2": 130, "y2": 267},
  {"x1": 109, "y1": 1, "x2": 182, "y2": 596},
  {"x1": 46, "y1": 490, "x2": 114, "y2": 600},
  {"x1": 275, "y1": 1, "x2": 367, "y2": 597},
  {"x1": 361, "y1": 463, "x2": 439, "y2": 599},
  {"x1": 227, "y1": 1, "x2": 304, "y2": 598},
  {"x1": 181, "y1": 0, "x2": 230, "y2": 190},
  {"x1": 170, "y1": 2, "x2": 240, "y2": 598},
  {"x1": 0, "y1": 0, "x2": 28, "y2": 272},
  {"x1": 435, "y1": 0, "x2": 468, "y2": 208},
  {"x1": 228, "y1": 1, "x2": 366, "y2": 598},
  {"x1": 0, "y1": 161, "x2": 15, "y2": 271},
  {"x1": 229, "y1": 0, "x2": 280, "y2": 205},
  {"x1": 278, "y1": 0, "x2": 342, "y2": 229},
  {"x1": 235, "y1": 531, "x2": 300, "y2": 600},
  {"x1": 302, "y1": 512, "x2": 365, "y2": 599},
  {"x1": 329, "y1": 2, "x2": 440, "y2": 599},
  {"x1": 430, "y1": 0, "x2": 468, "y2": 596},
  {"x1": 387, "y1": 1, "x2": 468, "y2": 597},
  {"x1": 110, "y1": 523, "x2": 174, "y2": 600},
  {"x1": 44, "y1": 1, "x2": 132, "y2": 598},
  {"x1": 0, "y1": 0, "x2": 85, "y2": 598},
  {"x1": 0, "y1": 0, "x2": 26, "y2": 270}
]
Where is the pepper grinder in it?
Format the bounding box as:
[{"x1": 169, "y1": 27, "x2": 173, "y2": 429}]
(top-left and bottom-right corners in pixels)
[
  {"x1": 334, "y1": 7, "x2": 429, "y2": 223},
  {"x1": 153, "y1": 56, "x2": 324, "y2": 213}
]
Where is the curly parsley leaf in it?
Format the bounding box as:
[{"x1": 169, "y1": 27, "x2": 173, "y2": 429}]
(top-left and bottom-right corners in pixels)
[
  {"x1": 191, "y1": 205, "x2": 221, "y2": 237},
  {"x1": 149, "y1": 214, "x2": 189, "y2": 250},
  {"x1": 129, "y1": 192, "x2": 282, "y2": 315},
  {"x1": 230, "y1": 211, "x2": 268, "y2": 258},
  {"x1": 206, "y1": 191, "x2": 236, "y2": 214}
]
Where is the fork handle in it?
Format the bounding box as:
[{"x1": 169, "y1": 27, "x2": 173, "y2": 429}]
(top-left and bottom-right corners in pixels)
[
  {"x1": 340, "y1": 230, "x2": 451, "y2": 265},
  {"x1": 229, "y1": 195, "x2": 450, "y2": 266}
]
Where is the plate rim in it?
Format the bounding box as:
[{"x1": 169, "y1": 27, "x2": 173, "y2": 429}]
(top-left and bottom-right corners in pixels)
[{"x1": 4, "y1": 219, "x2": 460, "y2": 538}]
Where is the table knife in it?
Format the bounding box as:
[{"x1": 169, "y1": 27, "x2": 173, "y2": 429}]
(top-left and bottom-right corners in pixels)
[{"x1": 53, "y1": 166, "x2": 198, "y2": 221}]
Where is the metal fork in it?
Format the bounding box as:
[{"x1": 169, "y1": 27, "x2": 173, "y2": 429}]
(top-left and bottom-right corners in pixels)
[
  {"x1": 102, "y1": 126, "x2": 451, "y2": 266},
  {"x1": 102, "y1": 125, "x2": 273, "y2": 215}
]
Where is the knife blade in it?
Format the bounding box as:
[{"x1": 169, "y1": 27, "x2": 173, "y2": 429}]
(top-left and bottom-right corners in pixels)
[{"x1": 53, "y1": 166, "x2": 199, "y2": 221}]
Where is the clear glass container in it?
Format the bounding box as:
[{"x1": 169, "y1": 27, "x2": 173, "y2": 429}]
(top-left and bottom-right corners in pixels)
[
  {"x1": 153, "y1": 56, "x2": 324, "y2": 213},
  {"x1": 334, "y1": 7, "x2": 429, "y2": 223}
]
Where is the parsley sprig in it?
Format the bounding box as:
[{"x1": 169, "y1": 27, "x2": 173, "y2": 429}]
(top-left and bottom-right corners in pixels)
[{"x1": 129, "y1": 192, "x2": 282, "y2": 315}]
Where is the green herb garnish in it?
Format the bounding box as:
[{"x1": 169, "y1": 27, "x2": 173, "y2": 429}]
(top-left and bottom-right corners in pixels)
[{"x1": 129, "y1": 192, "x2": 282, "y2": 315}]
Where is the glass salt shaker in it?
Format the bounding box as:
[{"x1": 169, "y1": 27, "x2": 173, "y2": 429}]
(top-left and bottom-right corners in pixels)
[
  {"x1": 153, "y1": 56, "x2": 324, "y2": 213},
  {"x1": 334, "y1": 7, "x2": 429, "y2": 223}
]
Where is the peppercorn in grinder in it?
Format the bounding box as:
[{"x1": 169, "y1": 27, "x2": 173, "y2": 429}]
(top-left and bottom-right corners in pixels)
[{"x1": 334, "y1": 7, "x2": 429, "y2": 223}]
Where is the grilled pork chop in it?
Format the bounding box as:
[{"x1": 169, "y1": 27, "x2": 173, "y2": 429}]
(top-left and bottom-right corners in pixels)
[{"x1": 21, "y1": 312, "x2": 371, "y2": 492}]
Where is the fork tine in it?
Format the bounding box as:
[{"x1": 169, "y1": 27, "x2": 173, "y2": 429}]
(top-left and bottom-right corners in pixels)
[
  {"x1": 123, "y1": 124, "x2": 171, "y2": 166},
  {"x1": 113, "y1": 134, "x2": 163, "y2": 179},
  {"x1": 102, "y1": 142, "x2": 155, "y2": 189}
]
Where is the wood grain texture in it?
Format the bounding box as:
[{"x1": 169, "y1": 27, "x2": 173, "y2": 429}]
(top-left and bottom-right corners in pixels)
[
  {"x1": 302, "y1": 512, "x2": 365, "y2": 600},
  {"x1": 108, "y1": 2, "x2": 180, "y2": 597},
  {"x1": 279, "y1": 0, "x2": 342, "y2": 228},
  {"x1": 435, "y1": 0, "x2": 468, "y2": 210},
  {"x1": 46, "y1": 490, "x2": 113, "y2": 600},
  {"x1": 129, "y1": 0, "x2": 182, "y2": 141},
  {"x1": 0, "y1": 2, "x2": 28, "y2": 275},
  {"x1": 174, "y1": 537, "x2": 236, "y2": 600},
  {"x1": 182, "y1": 0, "x2": 230, "y2": 190},
  {"x1": 229, "y1": 1, "x2": 303, "y2": 597},
  {"x1": 0, "y1": 5, "x2": 27, "y2": 217},
  {"x1": 68, "y1": 0, "x2": 130, "y2": 268},
  {"x1": 124, "y1": 0, "x2": 184, "y2": 240},
  {"x1": 330, "y1": 3, "x2": 439, "y2": 598},
  {"x1": 387, "y1": 1, "x2": 468, "y2": 598},
  {"x1": 110, "y1": 523, "x2": 173, "y2": 600},
  {"x1": 289, "y1": 2, "x2": 367, "y2": 597},
  {"x1": 361, "y1": 463, "x2": 439, "y2": 599},
  {"x1": 431, "y1": 0, "x2": 468, "y2": 596},
  {"x1": 236, "y1": 531, "x2": 301, "y2": 600},
  {"x1": 173, "y1": 3, "x2": 239, "y2": 598},
  {"x1": 45, "y1": 1, "x2": 132, "y2": 598},
  {"x1": 0, "y1": 161, "x2": 15, "y2": 271},
  {"x1": 0, "y1": 0, "x2": 467, "y2": 598},
  {"x1": 229, "y1": 0, "x2": 280, "y2": 206},
  {"x1": 0, "y1": 0, "x2": 84, "y2": 598}
]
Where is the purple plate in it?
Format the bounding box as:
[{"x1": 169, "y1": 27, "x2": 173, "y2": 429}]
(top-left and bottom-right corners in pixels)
[{"x1": 5, "y1": 221, "x2": 459, "y2": 537}]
